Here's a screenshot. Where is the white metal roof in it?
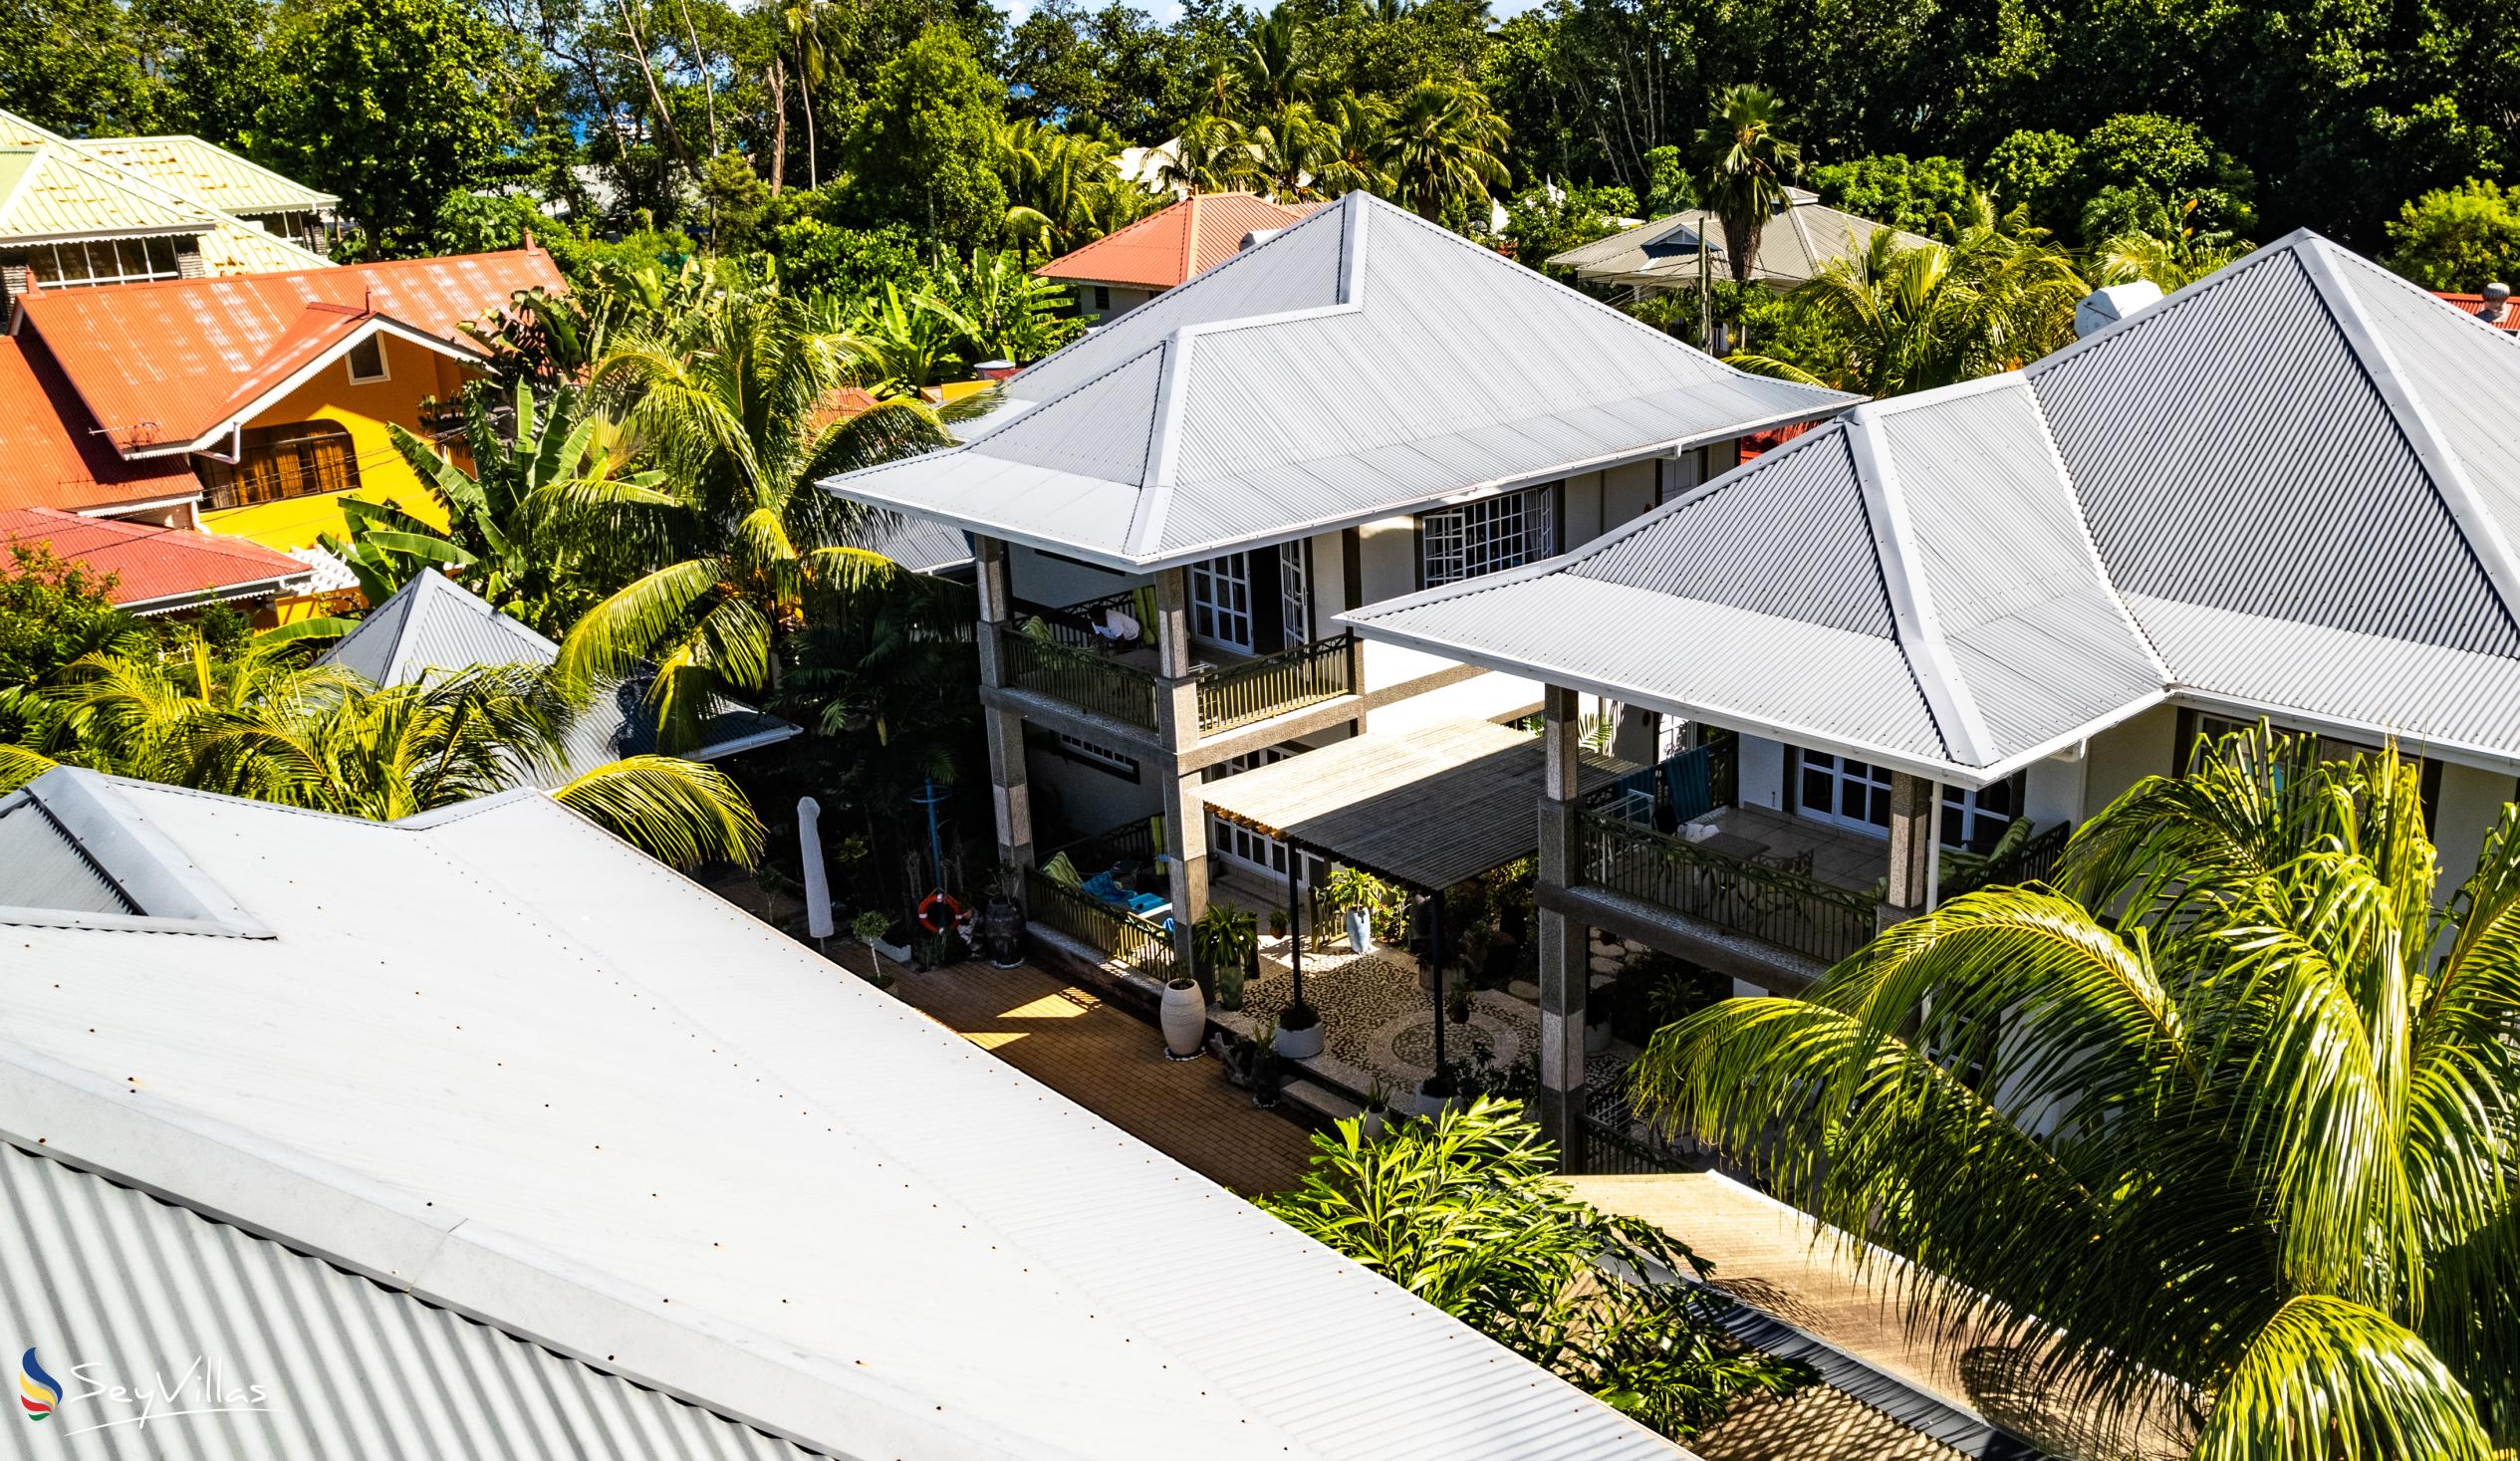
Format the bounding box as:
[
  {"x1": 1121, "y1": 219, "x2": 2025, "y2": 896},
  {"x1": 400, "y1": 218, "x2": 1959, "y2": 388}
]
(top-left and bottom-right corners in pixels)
[
  {"x1": 819, "y1": 191, "x2": 1854, "y2": 572},
  {"x1": 0, "y1": 769, "x2": 1683, "y2": 1461},
  {"x1": 1546, "y1": 190, "x2": 1938, "y2": 291},
  {"x1": 322, "y1": 571, "x2": 799, "y2": 770},
  {"x1": 1349, "y1": 231, "x2": 2520, "y2": 786}
]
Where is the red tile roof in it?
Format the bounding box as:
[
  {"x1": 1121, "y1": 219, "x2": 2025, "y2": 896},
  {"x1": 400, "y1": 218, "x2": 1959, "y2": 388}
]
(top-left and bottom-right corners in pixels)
[
  {"x1": 2434, "y1": 293, "x2": 2520, "y2": 332},
  {"x1": 14, "y1": 248, "x2": 565, "y2": 453},
  {"x1": 1034, "y1": 193, "x2": 1326, "y2": 291},
  {"x1": 0, "y1": 506, "x2": 310, "y2": 610},
  {"x1": 0, "y1": 336, "x2": 200, "y2": 514}
]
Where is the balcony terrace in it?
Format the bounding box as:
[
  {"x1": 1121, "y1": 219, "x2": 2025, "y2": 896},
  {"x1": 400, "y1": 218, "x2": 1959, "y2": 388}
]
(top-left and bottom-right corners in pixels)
[{"x1": 1007, "y1": 591, "x2": 1357, "y2": 738}]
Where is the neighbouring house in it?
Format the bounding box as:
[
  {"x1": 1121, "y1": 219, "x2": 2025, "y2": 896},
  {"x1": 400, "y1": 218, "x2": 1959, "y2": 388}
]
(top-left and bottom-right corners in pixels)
[
  {"x1": 1032, "y1": 190, "x2": 1324, "y2": 323},
  {"x1": 819, "y1": 190, "x2": 1854, "y2": 969},
  {"x1": 2437, "y1": 287, "x2": 2520, "y2": 331},
  {"x1": 0, "y1": 765, "x2": 1689, "y2": 1461},
  {"x1": 4, "y1": 247, "x2": 565, "y2": 552},
  {"x1": 0, "y1": 505, "x2": 312, "y2": 615},
  {"x1": 1344, "y1": 228, "x2": 2520, "y2": 1165},
  {"x1": 1549, "y1": 188, "x2": 1935, "y2": 293},
  {"x1": 0, "y1": 107, "x2": 333, "y2": 299},
  {"x1": 321, "y1": 570, "x2": 799, "y2": 772}
]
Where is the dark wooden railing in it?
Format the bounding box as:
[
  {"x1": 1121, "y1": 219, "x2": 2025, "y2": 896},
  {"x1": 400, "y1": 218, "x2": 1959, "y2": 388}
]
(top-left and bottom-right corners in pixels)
[
  {"x1": 1026, "y1": 867, "x2": 1177, "y2": 982},
  {"x1": 1049, "y1": 818, "x2": 1157, "y2": 876},
  {"x1": 1004, "y1": 631, "x2": 1161, "y2": 732},
  {"x1": 1578, "y1": 809, "x2": 1876, "y2": 968},
  {"x1": 1939, "y1": 820, "x2": 2072, "y2": 900},
  {"x1": 1197, "y1": 630, "x2": 1355, "y2": 735}
]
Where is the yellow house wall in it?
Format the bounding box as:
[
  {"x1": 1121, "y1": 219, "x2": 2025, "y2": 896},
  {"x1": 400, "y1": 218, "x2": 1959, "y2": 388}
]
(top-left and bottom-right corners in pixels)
[{"x1": 200, "y1": 334, "x2": 467, "y2": 552}]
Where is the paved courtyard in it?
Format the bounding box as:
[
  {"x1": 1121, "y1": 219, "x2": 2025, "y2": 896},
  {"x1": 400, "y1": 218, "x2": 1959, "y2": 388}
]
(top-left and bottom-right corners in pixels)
[{"x1": 889, "y1": 956, "x2": 1320, "y2": 1196}]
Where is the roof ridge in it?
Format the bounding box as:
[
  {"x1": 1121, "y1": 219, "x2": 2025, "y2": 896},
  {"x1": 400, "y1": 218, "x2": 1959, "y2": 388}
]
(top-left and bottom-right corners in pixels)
[
  {"x1": 2007, "y1": 376, "x2": 2175, "y2": 684},
  {"x1": 1844, "y1": 403, "x2": 1994, "y2": 765}
]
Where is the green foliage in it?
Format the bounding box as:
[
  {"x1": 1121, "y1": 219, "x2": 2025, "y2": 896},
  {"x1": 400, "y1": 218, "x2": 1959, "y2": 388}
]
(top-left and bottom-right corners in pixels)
[
  {"x1": 1695, "y1": 85, "x2": 1800, "y2": 283},
  {"x1": 1380, "y1": 80, "x2": 1510, "y2": 222},
  {"x1": 1631, "y1": 723, "x2": 2520, "y2": 1453},
  {"x1": 0, "y1": 0, "x2": 160, "y2": 134},
  {"x1": 1639, "y1": 144, "x2": 1696, "y2": 216},
  {"x1": 1983, "y1": 129, "x2": 2080, "y2": 224},
  {"x1": 770, "y1": 216, "x2": 928, "y2": 301},
  {"x1": 1502, "y1": 180, "x2": 1638, "y2": 272},
  {"x1": 2383, "y1": 179, "x2": 2520, "y2": 292},
  {"x1": 844, "y1": 24, "x2": 1009, "y2": 251},
  {"x1": 917, "y1": 249, "x2": 1085, "y2": 365},
  {"x1": 258, "y1": 0, "x2": 527, "y2": 250},
  {"x1": 0, "y1": 544, "x2": 141, "y2": 689},
  {"x1": 1258, "y1": 1099, "x2": 1813, "y2": 1439},
  {"x1": 700, "y1": 152, "x2": 775, "y2": 254},
  {"x1": 2071, "y1": 113, "x2": 2254, "y2": 241},
  {"x1": 1807, "y1": 153, "x2": 1972, "y2": 236},
  {"x1": 1325, "y1": 865, "x2": 1407, "y2": 941}
]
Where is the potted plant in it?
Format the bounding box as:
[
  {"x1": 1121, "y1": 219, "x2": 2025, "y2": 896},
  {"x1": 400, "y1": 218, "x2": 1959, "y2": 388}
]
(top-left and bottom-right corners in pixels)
[
  {"x1": 980, "y1": 866, "x2": 1025, "y2": 968},
  {"x1": 1250, "y1": 1015, "x2": 1283, "y2": 1108},
  {"x1": 1273, "y1": 998, "x2": 1324, "y2": 1060},
  {"x1": 1414, "y1": 1061, "x2": 1460, "y2": 1117},
  {"x1": 1326, "y1": 867, "x2": 1388, "y2": 954},
  {"x1": 1445, "y1": 975, "x2": 1474, "y2": 1025},
  {"x1": 1191, "y1": 906, "x2": 1257, "y2": 1011},
  {"x1": 850, "y1": 910, "x2": 895, "y2": 992},
  {"x1": 1267, "y1": 907, "x2": 1289, "y2": 940},
  {"x1": 1358, "y1": 1076, "x2": 1395, "y2": 1140},
  {"x1": 1159, "y1": 975, "x2": 1206, "y2": 1060}
]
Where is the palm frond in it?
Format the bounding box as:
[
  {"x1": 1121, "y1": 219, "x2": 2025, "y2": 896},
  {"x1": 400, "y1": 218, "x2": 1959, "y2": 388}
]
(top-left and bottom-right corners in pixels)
[{"x1": 550, "y1": 755, "x2": 763, "y2": 867}]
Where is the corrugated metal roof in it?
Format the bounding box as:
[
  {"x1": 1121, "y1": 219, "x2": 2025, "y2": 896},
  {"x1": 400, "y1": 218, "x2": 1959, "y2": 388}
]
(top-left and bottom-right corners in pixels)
[
  {"x1": 1548, "y1": 191, "x2": 1937, "y2": 290},
  {"x1": 1035, "y1": 191, "x2": 1322, "y2": 290},
  {"x1": 0, "y1": 794, "x2": 132, "y2": 916},
  {"x1": 321, "y1": 571, "x2": 798, "y2": 772},
  {"x1": 17, "y1": 250, "x2": 563, "y2": 451},
  {"x1": 0, "y1": 770, "x2": 1686, "y2": 1461},
  {"x1": 0, "y1": 144, "x2": 208, "y2": 243},
  {"x1": 0, "y1": 507, "x2": 311, "y2": 610},
  {"x1": 76, "y1": 133, "x2": 340, "y2": 214},
  {"x1": 822, "y1": 192, "x2": 1855, "y2": 571},
  {"x1": 0, "y1": 1141, "x2": 832, "y2": 1461},
  {"x1": 1353, "y1": 231, "x2": 2520, "y2": 783},
  {"x1": 0, "y1": 335, "x2": 202, "y2": 514},
  {"x1": 0, "y1": 108, "x2": 333, "y2": 277}
]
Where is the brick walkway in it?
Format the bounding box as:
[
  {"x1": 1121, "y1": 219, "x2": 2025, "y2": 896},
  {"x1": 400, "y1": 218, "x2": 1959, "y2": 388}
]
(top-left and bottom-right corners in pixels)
[{"x1": 891, "y1": 958, "x2": 1321, "y2": 1196}]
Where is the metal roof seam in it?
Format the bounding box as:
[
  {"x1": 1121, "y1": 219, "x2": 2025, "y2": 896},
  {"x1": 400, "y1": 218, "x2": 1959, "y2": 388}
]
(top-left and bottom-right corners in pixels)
[
  {"x1": 1844, "y1": 406, "x2": 1994, "y2": 765},
  {"x1": 2009, "y1": 376, "x2": 2177, "y2": 685},
  {"x1": 2297, "y1": 240, "x2": 2520, "y2": 644}
]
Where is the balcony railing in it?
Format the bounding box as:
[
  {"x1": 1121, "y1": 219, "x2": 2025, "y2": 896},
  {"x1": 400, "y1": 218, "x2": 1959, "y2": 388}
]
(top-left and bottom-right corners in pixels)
[
  {"x1": 1938, "y1": 819, "x2": 2071, "y2": 900},
  {"x1": 1026, "y1": 866, "x2": 1177, "y2": 982},
  {"x1": 1004, "y1": 630, "x2": 1161, "y2": 732},
  {"x1": 1578, "y1": 809, "x2": 1877, "y2": 968},
  {"x1": 1197, "y1": 630, "x2": 1354, "y2": 735}
]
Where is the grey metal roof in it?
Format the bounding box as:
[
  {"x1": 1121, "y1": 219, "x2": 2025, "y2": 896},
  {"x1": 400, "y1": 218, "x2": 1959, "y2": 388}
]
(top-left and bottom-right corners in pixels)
[
  {"x1": 0, "y1": 1140, "x2": 830, "y2": 1461},
  {"x1": 820, "y1": 191, "x2": 1855, "y2": 572},
  {"x1": 852, "y1": 510, "x2": 974, "y2": 575},
  {"x1": 322, "y1": 571, "x2": 799, "y2": 773},
  {"x1": 1547, "y1": 190, "x2": 1937, "y2": 290},
  {"x1": 1352, "y1": 230, "x2": 2520, "y2": 784},
  {"x1": 0, "y1": 769, "x2": 1686, "y2": 1461}
]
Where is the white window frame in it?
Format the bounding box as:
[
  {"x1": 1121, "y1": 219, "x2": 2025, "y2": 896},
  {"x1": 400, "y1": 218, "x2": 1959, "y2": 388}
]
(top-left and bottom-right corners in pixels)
[
  {"x1": 1202, "y1": 747, "x2": 1327, "y2": 885},
  {"x1": 1797, "y1": 748, "x2": 2021, "y2": 849},
  {"x1": 1418, "y1": 482, "x2": 1556, "y2": 588},
  {"x1": 1187, "y1": 552, "x2": 1254, "y2": 652},
  {"x1": 36, "y1": 236, "x2": 186, "y2": 289},
  {"x1": 1279, "y1": 539, "x2": 1311, "y2": 645},
  {"x1": 346, "y1": 334, "x2": 389, "y2": 384},
  {"x1": 1052, "y1": 731, "x2": 1137, "y2": 777}
]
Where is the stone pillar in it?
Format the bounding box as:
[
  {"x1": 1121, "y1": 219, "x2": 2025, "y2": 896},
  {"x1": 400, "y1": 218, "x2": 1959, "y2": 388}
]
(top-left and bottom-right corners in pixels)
[
  {"x1": 1151, "y1": 567, "x2": 1209, "y2": 971},
  {"x1": 973, "y1": 537, "x2": 1034, "y2": 871},
  {"x1": 1341, "y1": 530, "x2": 1369, "y2": 736},
  {"x1": 1879, "y1": 770, "x2": 1934, "y2": 931},
  {"x1": 1535, "y1": 682, "x2": 1587, "y2": 1169}
]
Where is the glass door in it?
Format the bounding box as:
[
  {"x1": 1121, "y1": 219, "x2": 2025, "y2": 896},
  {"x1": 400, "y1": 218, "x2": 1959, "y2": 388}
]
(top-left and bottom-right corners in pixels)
[
  {"x1": 1279, "y1": 540, "x2": 1311, "y2": 645},
  {"x1": 1795, "y1": 750, "x2": 1893, "y2": 835}
]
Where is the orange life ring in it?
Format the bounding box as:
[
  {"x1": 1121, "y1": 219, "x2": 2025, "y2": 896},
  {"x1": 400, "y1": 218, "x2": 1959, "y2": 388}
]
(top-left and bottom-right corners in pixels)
[{"x1": 917, "y1": 891, "x2": 965, "y2": 935}]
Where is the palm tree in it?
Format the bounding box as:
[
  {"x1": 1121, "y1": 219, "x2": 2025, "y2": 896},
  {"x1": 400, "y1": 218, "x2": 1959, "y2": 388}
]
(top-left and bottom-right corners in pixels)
[
  {"x1": 1375, "y1": 82, "x2": 1509, "y2": 222},
  {"x1": 1307, "y1": 95, "x2": 1395, "y2": 199},
  {"x1": 1631, "y1": 723, "x2": 2517, "y2": 1459},
  {"x1": 781, "y1": 0, "x2": 827, "y2": 189},
  {"x1": 1155, "y1": 114, "x2": 1263, "y2": 195},
  {"x1": 995, "y1": 121, "x2": 1162, "y2": 257},
  {"x1": 1233, "y1": 7, "x2": 1314, "y2": 113},
  {"x1": 1729, "y1": 216, "x2": 2085, "y2": 396},
  {"x1": 323, "y1": 382, "x2": 653, "y2": 635},
  {"x1": 557, "y1": 287, "x2": 951, "y2": 748},
  {"x1": 0, "y1": 630, "x2": 761, "y2": 866},
  {"x1": 2089, "y1": 197, "x2": 2255, "y2": 291},
  {"x1": 1693, "y1": 85, "x2": 1799, "y2": 284}
]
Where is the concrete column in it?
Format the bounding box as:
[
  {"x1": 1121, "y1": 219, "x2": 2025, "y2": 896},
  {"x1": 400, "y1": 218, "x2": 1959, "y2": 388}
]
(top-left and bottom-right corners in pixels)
[
  {"x1": 1536, "y1": 683, "x2": 1587, "y2": 1169},
  {"x1": 1879, "y1": 770, "x2": 1934, "y2": 931},
  {"x1": 973, "y1": 537, "x2": 1034, "y2": 871},
  {"x1": 1341, "y1": 530, "x2": 1369, "y2": 735},
  {"x1": 1149, "y1": 568, "x2": 1209, "y2": 975}
]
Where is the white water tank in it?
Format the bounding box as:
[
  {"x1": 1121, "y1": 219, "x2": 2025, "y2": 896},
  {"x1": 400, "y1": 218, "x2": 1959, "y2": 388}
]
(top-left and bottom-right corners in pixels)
[{"x1": 2075, "y1": 280, "x2": 2165, "y2": 338}]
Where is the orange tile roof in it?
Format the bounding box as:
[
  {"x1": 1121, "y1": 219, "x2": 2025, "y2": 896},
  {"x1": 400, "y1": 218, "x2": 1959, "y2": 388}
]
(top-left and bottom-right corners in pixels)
[
  {"x1": 0, "y1": 506, "x2": 309, "y2": 610},
  {"x1": 0, "y1": 335, "x2": 200, "y2": 514},
  {"x1": 14, "y1": 248, "x2": 565, "y2": 452},
  {"x1": 1034, "y1": 193, "x2": 1326, "y2": 291},
  {"x1": 2434, "y1": 292, "x2": 2520, "y2": 332}
]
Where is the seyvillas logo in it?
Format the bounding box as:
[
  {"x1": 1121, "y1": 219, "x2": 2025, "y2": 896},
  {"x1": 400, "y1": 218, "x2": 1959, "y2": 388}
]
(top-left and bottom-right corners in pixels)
[
  {"x1": 13, "y1": 1346, "x2": 276, "y2": 1436},
  {"x1": 18, "y1": 1348, "x2": 60, "y2": 1420}
]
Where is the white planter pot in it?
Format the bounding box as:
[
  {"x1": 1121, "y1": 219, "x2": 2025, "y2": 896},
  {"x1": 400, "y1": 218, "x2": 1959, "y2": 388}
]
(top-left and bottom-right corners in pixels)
[
  {"x1": 1346, "y1": 907, "x2": 1374, "y2": 953},
  {"x1": 1159, "y1": 979, "x2": 1206, "y2": 1060},
  {"x1": 1413, "y1": 1081, "x2": 1462, "y2": 1118},
  {"x1": 1584, "y1": 1018, "x2": 1615, "y2": 1055},
  {"x1": 1273, "y1": 1020, "x2": 1325, "y2": 1062},
  {"x1": 1357, "y1": 1108, "x2": 1388, "y2": 1141}
]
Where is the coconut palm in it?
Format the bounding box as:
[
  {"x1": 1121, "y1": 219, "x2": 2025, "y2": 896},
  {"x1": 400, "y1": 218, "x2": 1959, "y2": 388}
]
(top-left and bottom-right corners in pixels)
[
  {"x1": 1631, "y1": 723, "x2": 2519, "y2": 1459},
  {"x1": 1693, "y1": 85, "x2": 1799, "y2": 284},
  {"x1": 1729, "y1": 217, "x2": 2085, "y2": 396},
  {"x1": 781, "y1": 0, "x2": 828, "y2": 189},
  {"x1": 323, "y1": 382, "x2": 653, "y2": 635},
  {"x1": 1155, "y1": 114, "x2": 1264, "y2": 195},
  {"x1": 1307, "y1": 95, "x2": 1395, "y2": 199},
  {"x1": 1375, "y1": 81, "x2": 1509, "y2": 222},
  {"x1": 2089, "y1": 197, "x2": 2255, "y2": 292},
  {"x1": 556, "y1": 287, "x2": 950, "y2": 748},
  {"x1": 1233, "y1": 7, "x2": 1314, "y2": 113},
  {"x1": 996, "y1": 120, "x2": 1162, "y2": 257},
  {"x1": 0, "y1": 630, "x2": 761, "y2": 866}
]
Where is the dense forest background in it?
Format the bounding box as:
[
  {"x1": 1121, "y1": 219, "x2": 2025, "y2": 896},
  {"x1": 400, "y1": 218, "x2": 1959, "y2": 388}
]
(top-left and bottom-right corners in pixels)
[{"x1": 8, "y1": 0, "x2": 2520, "y2": 288}]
